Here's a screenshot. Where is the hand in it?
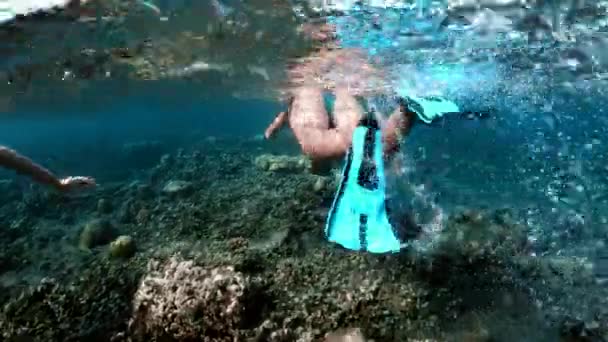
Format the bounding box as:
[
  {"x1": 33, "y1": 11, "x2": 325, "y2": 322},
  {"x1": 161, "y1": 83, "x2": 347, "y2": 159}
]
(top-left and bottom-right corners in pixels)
[{"x1": 58, "y1": 176, "x2": 97, "y2": 192}]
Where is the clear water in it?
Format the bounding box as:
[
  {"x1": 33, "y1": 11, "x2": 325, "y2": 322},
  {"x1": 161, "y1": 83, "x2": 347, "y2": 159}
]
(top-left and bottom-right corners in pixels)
[{"x1": 1, "y1": 0, "x2": 608, "y2": 341}]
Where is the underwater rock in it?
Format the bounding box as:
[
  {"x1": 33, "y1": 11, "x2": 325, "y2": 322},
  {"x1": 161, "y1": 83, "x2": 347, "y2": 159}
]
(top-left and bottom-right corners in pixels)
[
  {"x1": 79, "y1": 219, "x2": 117, "y2": 251},
  {"x1": 109, "y1": 235, "x2": 136, "y2": 259},
  {"x1": 135, "y1": 183, "x2": 154, "y2": 200},
  {"x1": 135, "y1": 208, "x2": 151, "y2": 225},
  {"x1": 523, "y1": 256, "x2": 596, "y2": 287},
  {"x1": 97, "y1": 198, "x2": 112, "y2": 214},
  {"x1": 325, "y1": 328, "x2": 366, "y2": 342},
  {"x1": 261, "y1": 251, "x2": 424, "y2": 341},
  {"x1": 559, "y1": 317, "x2": 606, "y2": 342},
  {"x1": 129, "y1": 256, "x2": 250, "y2": 340},
  {"x1": 313, "y1": 176, "x2": 330, "y2": 192},
  {"x1": 228, "y1": 237, "x2": 250, "y2": 251},
  {"x1": 249, "y1": 229, "x2": 290, "y2": 252},
  {"x1": 116, "y1": 198, "x2": 135, "y2": 224},
  {"x1": 159, "y1": 154, "x2": 172, "y2": 167},
  {"x1": 254, "y1": 154, "x2": 311, "y2": 173},
  {"x1": 0, "y1": 262, "x2": 140, "y2": 341},
  {"x1": 0, "y1": 179, "x2": 21, "y2": 204},
  {"x1": 432, "y1": 208, "x2": 528, "y2": 263},
  {"x1": 162, "y1": 180, "x2": 194, "y2": 196}
]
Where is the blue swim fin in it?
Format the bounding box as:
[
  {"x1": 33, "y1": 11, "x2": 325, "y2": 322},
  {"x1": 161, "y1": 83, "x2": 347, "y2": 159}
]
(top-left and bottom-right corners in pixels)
[
  {"x1": 403, "y1": 95, "x2": 460, "y2": 124},
  {"x1": 325, "y1": 116, "x2": 402, "y2": 254}
]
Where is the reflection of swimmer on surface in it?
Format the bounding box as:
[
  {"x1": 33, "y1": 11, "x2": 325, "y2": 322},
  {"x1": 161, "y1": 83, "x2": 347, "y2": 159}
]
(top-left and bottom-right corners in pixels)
[{"x1": 0, "y1": 146, "x2": 96, "y2": 192}]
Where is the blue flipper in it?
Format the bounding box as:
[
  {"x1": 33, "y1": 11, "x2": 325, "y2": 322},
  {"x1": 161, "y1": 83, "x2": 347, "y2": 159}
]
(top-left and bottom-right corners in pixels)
[
  {"x1": 404, "y1": 95, "x2": 460, "y2": 124},
  {"x1": 325, "y1": 117, "x2": 402, "y2": 254}
]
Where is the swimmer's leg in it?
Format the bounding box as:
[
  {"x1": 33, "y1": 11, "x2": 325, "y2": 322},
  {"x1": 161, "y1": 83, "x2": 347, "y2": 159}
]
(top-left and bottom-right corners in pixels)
[
  {"x1": 290, "y1": 87, "x2": 330, "y2": 131},
  {"x1": 302, "y1": 87, "x2": 365, "y2": 165},
  {"x1": 332, "y1": 87, "x2": 365, "y2": 146},
  {"x1": 264, "y1": 111, "x2": 288, "y2": 139},
  {"x1": 382, "y1": 100, "x2": 416, "y2": 159},
  {"x1": 291, "y1": 87, "x2": 352, "y2": 160},
  {"x1": 325, "y1": 117, "x2": 402, "y2": 253}
]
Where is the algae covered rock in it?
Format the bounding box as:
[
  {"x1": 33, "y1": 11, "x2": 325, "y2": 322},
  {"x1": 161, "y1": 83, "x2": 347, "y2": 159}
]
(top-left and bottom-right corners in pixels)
[
  {"x1": 0, "y1": 262, "x2": 140, "y2": 341},
  {"x1": 0, "y1": 179, "x2": 21, "y2": 204},
  {"x1": 129, "y1": 256, "x2": 253, "y2": 340},
  {"x1": 313, "y1": 176, "x2": 331, "y2": 192},
  {"x1": 162, "y1": 180, "x2": 194, "y2": 196},
  {"x1": 254, "y1": 154, "x2": 311, "y2": 173},
  {"x1": 432, "y1": 208, "x2": 528, "y2": 263},
  {"x1": 325, "y1": 328, "x2": 366, "y2": 342},
  {"x1": 79, "y1": 219, "x2": 117, "y2": 250},
  {"x1": 109, "y1": 235, "x2": 136, "y2": 259},
  {"x1": 97, "y1": 198, "x2": 112, "y2": 214}
]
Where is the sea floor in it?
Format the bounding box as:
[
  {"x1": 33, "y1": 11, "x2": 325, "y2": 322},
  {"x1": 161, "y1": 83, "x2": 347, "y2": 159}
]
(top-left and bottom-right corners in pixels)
[{"x1": 0, "y1": 137, "x2": 607, "y2": 342}]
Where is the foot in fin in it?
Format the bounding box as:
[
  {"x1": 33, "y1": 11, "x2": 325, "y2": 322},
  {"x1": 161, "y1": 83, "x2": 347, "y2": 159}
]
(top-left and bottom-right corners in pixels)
[
  {"x1": 400, "y1": 95, "x2": 460, "y2": 124},
  {"x1": 325, "y1": 116, "x2": 402, "y2": 253}
]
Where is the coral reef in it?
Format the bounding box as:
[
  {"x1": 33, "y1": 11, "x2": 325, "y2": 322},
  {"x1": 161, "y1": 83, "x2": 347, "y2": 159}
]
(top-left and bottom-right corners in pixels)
[
  {"x1": 0, "y1": 261, "x2": 142, "y2": 341},
  {"x1": 254, "y1": 153, "x2": 311, "y2": 173},
  {"x1": 129, "y1": 256, "x2": 253, "y2": 341},
  {"x1": 325, "y1": 328, "x2": 366, "y2": 342},
  {"x1": 162, "y1": 180, "x2": 194, "y2": 197},
  {"x1": 0, "y1": 140, "x2": 607, "y2": 342},
  {"x1": 431, "y1": 208, "x2": 528, "y2": 263}
]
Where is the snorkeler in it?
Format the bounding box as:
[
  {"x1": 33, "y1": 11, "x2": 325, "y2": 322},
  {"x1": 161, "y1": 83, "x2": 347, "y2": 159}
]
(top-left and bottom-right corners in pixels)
[
  {"x1": 264, "y1": 84, "x2": 416, "y2": 253},
  {"x1": 0, "y1": 146, "x2": 96, "y2": 192},
  {"x1": 263, "y1": 20, "x2": 461, "y2": 253}
]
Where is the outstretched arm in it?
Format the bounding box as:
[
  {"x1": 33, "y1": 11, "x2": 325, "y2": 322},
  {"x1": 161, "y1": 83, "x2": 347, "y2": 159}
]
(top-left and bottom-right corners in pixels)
[
  {"x1": 264, "y1": 111, "x2": 288, "y2": 139},
  {"x1": 0, "y1": 146, "x2": 95, "y2": 192},
  {"x1": 265, "y1": 96, "x2": 295, "y2": 139}
]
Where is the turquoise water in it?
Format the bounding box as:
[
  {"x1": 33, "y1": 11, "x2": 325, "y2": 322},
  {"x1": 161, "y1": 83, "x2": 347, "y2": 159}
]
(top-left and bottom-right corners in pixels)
[{"x1": 1, "y1": 1, "x2": 608, "y2": 341}]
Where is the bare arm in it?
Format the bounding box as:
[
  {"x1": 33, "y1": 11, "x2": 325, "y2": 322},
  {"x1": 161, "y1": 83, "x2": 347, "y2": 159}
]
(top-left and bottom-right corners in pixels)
[
  {"x1": 0, "y1": 146, "x2": 62, "y2": 189},
  {"x1": 264, "y1": 111, "x2": 289, "y2": 139},
  {"x1": 265, "y1": 96, "x2": 296, "y2": 139},
  {"x1": 0, "y1": 146, "x2": 96, "y2": 192}
]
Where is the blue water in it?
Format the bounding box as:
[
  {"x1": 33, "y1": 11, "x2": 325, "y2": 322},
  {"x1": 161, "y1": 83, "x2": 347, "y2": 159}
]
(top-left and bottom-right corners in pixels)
[
  {"x1": 0, "y1": 88, "x2": 282, "y2": 181},
  {"x1": 1, "y1": 1, "x2": 608, "y2": 341}
]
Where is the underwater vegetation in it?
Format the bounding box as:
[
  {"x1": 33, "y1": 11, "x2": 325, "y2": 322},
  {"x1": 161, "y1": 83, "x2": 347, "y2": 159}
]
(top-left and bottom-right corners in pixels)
[{"x1": 0, "y1": 138, "x2": 607, "y2": 342}]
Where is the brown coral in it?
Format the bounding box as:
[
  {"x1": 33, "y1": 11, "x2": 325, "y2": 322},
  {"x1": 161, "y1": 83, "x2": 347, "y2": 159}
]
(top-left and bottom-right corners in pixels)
[{"x1": 129, "y1": 256, "x2": 248, "y2": 341}]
